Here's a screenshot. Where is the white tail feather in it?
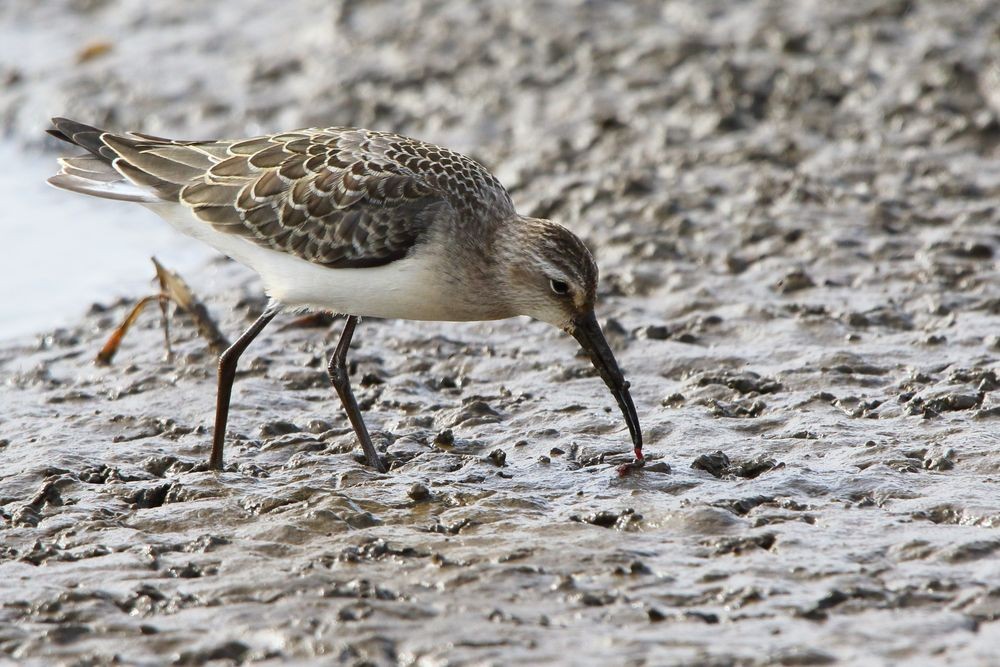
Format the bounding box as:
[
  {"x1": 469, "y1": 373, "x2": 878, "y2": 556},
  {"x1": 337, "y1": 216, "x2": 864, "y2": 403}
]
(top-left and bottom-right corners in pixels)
[{"x1": 47, "y1": 173, "x2": 160, "y2": 203}]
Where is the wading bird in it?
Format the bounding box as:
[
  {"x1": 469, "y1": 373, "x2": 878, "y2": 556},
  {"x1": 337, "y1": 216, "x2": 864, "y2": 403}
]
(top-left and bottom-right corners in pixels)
[{"x1": 47, "y1": 118, "x2": 642, "y2": 473}]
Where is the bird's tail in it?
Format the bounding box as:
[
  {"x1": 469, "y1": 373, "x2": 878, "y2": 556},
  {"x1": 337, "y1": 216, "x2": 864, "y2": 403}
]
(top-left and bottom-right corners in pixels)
[
  {"x1": 46, "y1": 117, "x2": 197, "y2": 204},
  {"x1": 47, "y1": 118, "x2": 160, "y2": 203}
]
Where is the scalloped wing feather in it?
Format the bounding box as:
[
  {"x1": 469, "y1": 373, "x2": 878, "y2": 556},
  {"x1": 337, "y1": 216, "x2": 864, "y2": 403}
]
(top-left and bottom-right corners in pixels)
[{"x1": 48, "y1": 120, "x2": 515, "y2": 269}]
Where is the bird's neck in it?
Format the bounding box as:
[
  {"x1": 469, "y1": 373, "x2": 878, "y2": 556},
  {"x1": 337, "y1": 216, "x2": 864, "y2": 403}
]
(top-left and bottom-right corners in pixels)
[{"x1": 416, "y1": 213, "x2": 521, "y2": 322}]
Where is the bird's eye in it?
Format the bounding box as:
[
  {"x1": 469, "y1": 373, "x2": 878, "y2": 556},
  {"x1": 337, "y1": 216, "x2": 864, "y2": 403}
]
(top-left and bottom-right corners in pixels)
[{"x1": 550, "y1": 279, "x2": 570, "y2": 296}]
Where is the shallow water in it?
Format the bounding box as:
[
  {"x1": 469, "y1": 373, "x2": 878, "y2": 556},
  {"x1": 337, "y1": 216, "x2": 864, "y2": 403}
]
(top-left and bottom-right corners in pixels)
[
  {"x1": 2, "y1": 1, "x2": 1000, "y2": 665},
  {"x1": 0, "y1": 143, "x2": 214, "y2": 341}
]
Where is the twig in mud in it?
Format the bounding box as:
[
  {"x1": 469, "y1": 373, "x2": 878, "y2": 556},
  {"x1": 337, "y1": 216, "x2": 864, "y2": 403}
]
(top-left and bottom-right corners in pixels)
[
  {"x1": 151, "y1": 258, "x2": 229, "y2": 354},
  {"x1": 279, "y1": 312, "x2": 337, "y2": 330},
  {"x1": 96, "y1": 294, "x2": 171, "y2": 364},
  {"x1": 95, "y1": 257, "x2": 230, "y2": 364}
]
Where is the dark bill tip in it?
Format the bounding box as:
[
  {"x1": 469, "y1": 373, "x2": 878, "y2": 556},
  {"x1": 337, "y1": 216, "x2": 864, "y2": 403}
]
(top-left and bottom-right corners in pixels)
[{"x1": 570, "y1": 311, "x2": 643, "y2": 460}]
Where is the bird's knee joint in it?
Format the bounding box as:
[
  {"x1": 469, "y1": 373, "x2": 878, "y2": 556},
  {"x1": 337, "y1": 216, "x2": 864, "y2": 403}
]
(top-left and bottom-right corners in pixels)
[
  {"x1": 218, "y1": 351, "x2": 236, "y2": 373},
  {"x1": 327, "y1": 357, "x2": 349, "y2": 386}
]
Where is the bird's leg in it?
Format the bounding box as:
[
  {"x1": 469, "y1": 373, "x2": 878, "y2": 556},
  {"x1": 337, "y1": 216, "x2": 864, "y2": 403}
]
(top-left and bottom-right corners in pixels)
[
  {"x1": 210, "y1": 302, "x2": 281, "y2": 471},
  {"x1": 327, "y1": 316, "x2": 387, "y2": 473}
]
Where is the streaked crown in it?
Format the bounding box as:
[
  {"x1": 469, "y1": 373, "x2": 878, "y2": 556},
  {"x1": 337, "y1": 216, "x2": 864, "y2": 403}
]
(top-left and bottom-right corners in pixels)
[{"x1": 497, "y1": 216, "x2": 600, "y2": 328}]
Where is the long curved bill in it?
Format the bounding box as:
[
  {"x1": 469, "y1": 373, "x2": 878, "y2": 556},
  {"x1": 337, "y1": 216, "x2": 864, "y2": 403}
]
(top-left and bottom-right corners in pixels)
[{"x1": 570, "y1": 311, "x2": 643, "y2": 460}]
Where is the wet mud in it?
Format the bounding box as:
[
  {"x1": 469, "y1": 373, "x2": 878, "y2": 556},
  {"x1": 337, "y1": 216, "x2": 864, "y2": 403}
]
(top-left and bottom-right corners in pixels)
[{"x1": 2, "y1": 0, "x2": 1000, "y2": 664}]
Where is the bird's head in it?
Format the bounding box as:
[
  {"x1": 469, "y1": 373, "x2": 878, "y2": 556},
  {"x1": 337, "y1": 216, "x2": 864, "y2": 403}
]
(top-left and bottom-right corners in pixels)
[{"x1": 498, "y1": 217, "x2": 643, "y2": 460}]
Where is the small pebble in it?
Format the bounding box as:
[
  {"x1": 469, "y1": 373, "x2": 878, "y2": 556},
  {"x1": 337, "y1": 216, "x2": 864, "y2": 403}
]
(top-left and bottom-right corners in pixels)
[{"x1": 408, "y1": 483, "x2": 431, "y2": 502}]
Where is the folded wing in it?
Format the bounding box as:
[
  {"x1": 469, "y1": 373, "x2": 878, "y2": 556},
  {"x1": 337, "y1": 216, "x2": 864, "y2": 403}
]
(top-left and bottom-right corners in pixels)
[{"x1": 48, "y1": 119, "x2": 456, "y2": 268}]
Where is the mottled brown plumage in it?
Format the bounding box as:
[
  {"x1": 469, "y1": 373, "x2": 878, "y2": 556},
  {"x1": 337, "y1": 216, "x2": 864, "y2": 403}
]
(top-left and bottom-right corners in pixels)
[
  {"x1": 47, "y1": 117, "x2": 643, "y2": 473},
  {"x1": 50, "y1": 118, "x2": 515, "y2": 268}
]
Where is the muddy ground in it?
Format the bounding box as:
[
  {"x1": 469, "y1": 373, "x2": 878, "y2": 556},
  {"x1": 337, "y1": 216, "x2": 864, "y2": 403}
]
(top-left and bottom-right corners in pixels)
[{"x1": 3, "y1": 0, "x2": 1000, "y2": 665}]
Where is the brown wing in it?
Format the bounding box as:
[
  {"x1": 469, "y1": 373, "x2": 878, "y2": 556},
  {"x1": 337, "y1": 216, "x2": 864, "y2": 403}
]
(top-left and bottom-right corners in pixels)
[
  {"x1": 174, "y1": 130, "x2": 456, "y2": 267},
  {"x1": 139, "y1": 130, "x2": 456, "y2": 267},
  {"x1": 50, "y1": 120, "x2": 481, "y2": 268}
]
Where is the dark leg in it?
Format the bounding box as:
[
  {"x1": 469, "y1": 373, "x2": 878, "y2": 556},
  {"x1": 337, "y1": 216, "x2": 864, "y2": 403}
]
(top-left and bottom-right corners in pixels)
[
  {"x1": 327, "y1": 316, "x2": 387, "y2": 473},
  {"x1": 210, "y1": 302, "x2": 280, "y2": 471}
]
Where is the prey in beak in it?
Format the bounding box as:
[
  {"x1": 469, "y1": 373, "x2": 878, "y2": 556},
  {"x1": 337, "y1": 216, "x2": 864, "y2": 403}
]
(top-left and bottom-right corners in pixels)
[{"x1": 570, "y1": 311, "x2": 643, "y2": 463}]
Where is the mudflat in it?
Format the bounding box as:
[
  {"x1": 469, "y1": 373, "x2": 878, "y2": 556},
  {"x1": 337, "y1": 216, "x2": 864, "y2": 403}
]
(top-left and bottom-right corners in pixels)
[{"x1": 2, "y1": 1, "x2": 1000, "y2": 664}]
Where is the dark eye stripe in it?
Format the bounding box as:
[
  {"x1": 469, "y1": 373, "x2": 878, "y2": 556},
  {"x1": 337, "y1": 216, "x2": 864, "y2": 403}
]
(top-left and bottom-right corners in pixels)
[{"x1": 550, "y1": 279, "x2": 570, "y2": 295}]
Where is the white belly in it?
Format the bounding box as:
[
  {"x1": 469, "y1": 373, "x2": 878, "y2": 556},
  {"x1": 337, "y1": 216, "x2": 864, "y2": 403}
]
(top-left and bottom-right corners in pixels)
[{"x1": 146, "y1": 203, "x2": 462, "y2": 321}]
